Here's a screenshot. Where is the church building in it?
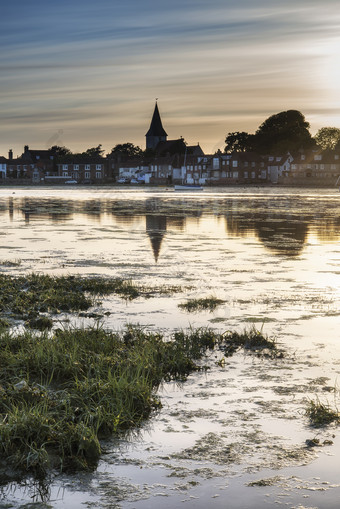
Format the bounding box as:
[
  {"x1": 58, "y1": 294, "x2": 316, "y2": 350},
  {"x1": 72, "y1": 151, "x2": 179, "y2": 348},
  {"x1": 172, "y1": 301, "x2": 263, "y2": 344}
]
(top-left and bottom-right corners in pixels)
[{"x1": 145, "y1": 102, "x2": 167, "y2": 150}]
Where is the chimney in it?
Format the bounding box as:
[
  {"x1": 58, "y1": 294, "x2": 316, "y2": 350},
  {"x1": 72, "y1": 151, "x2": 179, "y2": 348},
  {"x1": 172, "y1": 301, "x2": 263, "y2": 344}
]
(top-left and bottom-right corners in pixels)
[
  {"x1": 8, "y1": 149, "x2": 13, "y2": 160},
  {"x1": 24, "y1": 145, "x2": 29, "y2": 153}
]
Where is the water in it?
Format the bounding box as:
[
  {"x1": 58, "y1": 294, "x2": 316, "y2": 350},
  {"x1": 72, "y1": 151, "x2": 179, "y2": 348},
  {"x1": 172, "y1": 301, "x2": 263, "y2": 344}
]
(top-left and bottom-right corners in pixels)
[{"x1": 1, "y1": 186, "x2": 340, "y2": 508}]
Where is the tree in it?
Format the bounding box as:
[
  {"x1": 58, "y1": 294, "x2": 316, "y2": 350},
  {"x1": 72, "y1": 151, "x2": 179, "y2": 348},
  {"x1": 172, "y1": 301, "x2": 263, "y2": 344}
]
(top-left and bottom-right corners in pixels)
[
  {"x1": 49, "y1": 145, "x2": 72, "y2": 157},
  {"x1": 49, "y1": 146, "x2": 73, "y2": 163},
  {"x1": 110, "y1": 143, "x2": 143, "y2": 158},
  {"x1": 314, "y1": 127, "x2": 340, "y2": 151},
  {"x1": 84, "y1": 145, "x2": 105, "y2": 159},
  {"x1": 253, "y1": 110, "x2": 314, "y2": 154},
  {"x1": 224, "y1": 132, "x2": 254, "y2": 153}
]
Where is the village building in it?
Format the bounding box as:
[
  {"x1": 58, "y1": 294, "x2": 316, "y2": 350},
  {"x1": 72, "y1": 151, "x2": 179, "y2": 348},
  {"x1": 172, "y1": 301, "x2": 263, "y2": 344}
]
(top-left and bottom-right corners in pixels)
[
  {"x1": 56, "y1": 161, "x2": 107, "y2": 184},
  {"x1": 266, "y1": 153, "x2": 293, "y2": 183},
  {"x1": 285, "y1": 150, "x2": 340, "y2": 186},
  {"x1": 205, "y1": 152, "x2": 267, "y2": 185},
  {"x1": 5, "y1": 146, "x2": 54, "y2": 182},
  {"x1": 0, "y1": 156, "x2": 7, "y2": 179}
]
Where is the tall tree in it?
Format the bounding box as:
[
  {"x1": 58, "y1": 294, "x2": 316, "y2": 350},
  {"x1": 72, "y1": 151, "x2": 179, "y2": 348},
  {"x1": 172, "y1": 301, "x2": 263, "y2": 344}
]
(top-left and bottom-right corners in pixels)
[
  {"x1": 253, "y1": 110, "x2": 314, "y2": 154},
  {"x1": 84, "y1": 145, "x2": 105, "y2": 158},
  {"x1": 224, "y1": 132, "x2": 254, "y2": 153},
  {"x1": 110, "y1": 143, "x2": 143, "y2": 158},
  {"x1": 49, "y1": 146, "x2": 72, "y2": 162},
  {"x1": 314, "y1": 127, "x2": 340, "y2": 151}
]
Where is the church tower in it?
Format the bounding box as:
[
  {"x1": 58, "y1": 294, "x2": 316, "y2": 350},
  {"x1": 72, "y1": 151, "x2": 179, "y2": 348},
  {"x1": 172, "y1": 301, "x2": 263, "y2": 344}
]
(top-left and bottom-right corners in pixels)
[{"x1": 145, "y1": 101, "x2": 167, "y2": 150}]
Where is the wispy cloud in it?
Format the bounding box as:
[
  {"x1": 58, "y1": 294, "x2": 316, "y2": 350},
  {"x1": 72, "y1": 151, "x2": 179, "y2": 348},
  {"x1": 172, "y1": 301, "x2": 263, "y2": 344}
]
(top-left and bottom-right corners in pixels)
[{"x1": 1, "y1": 0, "x2": 340, "y2": 154}]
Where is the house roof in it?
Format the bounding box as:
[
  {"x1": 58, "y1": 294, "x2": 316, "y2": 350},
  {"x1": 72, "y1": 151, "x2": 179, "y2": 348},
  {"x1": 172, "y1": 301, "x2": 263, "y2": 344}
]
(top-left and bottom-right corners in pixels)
[
  {"x1": 145, "y1": 102, "x2": 167, "y2": 138},
  {"x1": 22, "y1": 148, "x2": 54, "y2": 161},
  {"x1": 155, "y1": 138, "x2": 186, "y2": 156}
]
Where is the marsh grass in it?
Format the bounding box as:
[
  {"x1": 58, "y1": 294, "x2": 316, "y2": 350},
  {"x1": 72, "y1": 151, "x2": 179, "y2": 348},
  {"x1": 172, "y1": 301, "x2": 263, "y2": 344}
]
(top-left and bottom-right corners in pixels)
[
  {"x1": 0, "y1": 273, "x2": 159, "y2": 328},
  {"x1": 0, "y1": 259, "x2": 21, "y2": 267},
  {"x1": 0, "y1": 325, "x2": 224, "y2": 477},
  {"x1": 178, "y1": 296, "x2": 225, "y2": 313},
  {"x1": 219, "y1": 326, "x2": 282, "y2": 358},
  {"x1": 306, "y1": 398, "x2": 340, "y2": 427}
]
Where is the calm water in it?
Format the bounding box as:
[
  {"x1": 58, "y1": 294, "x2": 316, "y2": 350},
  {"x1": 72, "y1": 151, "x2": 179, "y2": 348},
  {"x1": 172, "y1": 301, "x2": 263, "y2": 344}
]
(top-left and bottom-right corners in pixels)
[{"x1": 1, "y1": 186, "x2": 340, "y2": 508}]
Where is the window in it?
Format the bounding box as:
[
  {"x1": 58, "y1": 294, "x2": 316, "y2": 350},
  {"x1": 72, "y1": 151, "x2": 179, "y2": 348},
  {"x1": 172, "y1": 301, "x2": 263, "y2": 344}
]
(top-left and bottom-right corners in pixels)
[
  {"x1": 232, "y1": 161, "x2": 238, "y2": 167},
  {"x1": 233, "y1": 171, "x2": 238, "y2": 178},
  {"x1": 85, "y1": 172, "x2": 90, "y2": 179},
  {"x1": 85, "y1": 164, "x2": 90, "y2": 171},
  {"x1": 96, "y1": 164, "x2": 102, "y2": 171},
  {"x1": 301, "y1": 155, "x2": 305, "y2": 161},
  {"x1": 63, "y1": 171, "x2": 68, "y2": 177},
  {"x1": 96, "y1": 172, "x2": 102, "y2": 179},
  {"x1": 63, "y1": 164, "x2": 68, "y2": 171},
  {"x1": 314, "y1": 155, "x2": 322, "y2": 161},
  {"x1": 74, "y1": 165, "x2": 79, "y2": 170},
  {"x1": 251, "y1": 171, "x2": 255, "y2": 179},
  {"x1": 335, "y1": 155, "x2": 339, "y2": 160},
  {"x1": 244, "y1": 171, "x2": 248, "y2": 178}
]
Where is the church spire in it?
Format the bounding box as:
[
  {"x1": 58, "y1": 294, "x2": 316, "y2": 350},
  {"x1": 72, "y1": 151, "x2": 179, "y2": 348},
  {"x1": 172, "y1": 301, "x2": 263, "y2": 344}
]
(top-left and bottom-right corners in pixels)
[{"x1": 146, "y1": 101, "x2": 167, "y2": 150}]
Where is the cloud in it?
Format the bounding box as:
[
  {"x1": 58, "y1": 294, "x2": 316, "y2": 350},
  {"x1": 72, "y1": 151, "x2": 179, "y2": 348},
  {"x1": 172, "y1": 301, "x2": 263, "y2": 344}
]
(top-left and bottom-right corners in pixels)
[{"x1": 1, "y1": 0, "x2": 340, "y2": 155}]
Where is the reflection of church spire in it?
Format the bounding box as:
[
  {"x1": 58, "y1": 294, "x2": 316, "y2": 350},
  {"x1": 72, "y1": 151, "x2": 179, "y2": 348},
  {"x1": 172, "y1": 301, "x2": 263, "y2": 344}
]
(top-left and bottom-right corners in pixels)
[{"x1": 146, "y1": 215, "x2": 167, "y2": 262}]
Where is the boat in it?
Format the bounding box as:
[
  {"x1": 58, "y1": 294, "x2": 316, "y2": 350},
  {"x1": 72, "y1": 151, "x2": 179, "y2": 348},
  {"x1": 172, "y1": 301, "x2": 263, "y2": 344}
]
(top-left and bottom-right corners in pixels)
[{"x1": 174, "y1": 184, "x2": 204, "y2": 191}]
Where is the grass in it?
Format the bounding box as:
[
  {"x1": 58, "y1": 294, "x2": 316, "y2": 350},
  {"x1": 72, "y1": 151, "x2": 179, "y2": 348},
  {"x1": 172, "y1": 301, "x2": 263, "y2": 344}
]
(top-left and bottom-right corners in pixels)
[
  {"x1": 0, "y1": 273, "x2": 160, "y2": 328},
  {"x1": 0, "y1": 273, "x2": 281, "y2": 479},
  {"x1": 219, "y1": 326, "x2": 283, "y2": 358},
  {"x1": 306, "y1": 398, "x2": 340, "y2": 427},
  {"x1": 0, "y1": 259, "x2": 22, "y2": 267},
  {"x1": 0, "y1": 325, "x2": 223, "y2": 477},
  {"x1": 178, "y1": 296, "x2": 225, "y2": 312}
]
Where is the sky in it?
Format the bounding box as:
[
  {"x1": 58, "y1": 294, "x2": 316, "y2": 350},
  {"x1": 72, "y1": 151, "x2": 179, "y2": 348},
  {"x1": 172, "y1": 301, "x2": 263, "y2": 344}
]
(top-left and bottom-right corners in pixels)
[{"x1": 1, "y1": 0, "x2": 340, "y2": 157}]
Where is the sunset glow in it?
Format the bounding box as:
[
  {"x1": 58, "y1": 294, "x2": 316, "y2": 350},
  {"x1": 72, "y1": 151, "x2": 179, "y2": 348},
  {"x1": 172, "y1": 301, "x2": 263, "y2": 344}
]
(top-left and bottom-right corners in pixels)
[{"x1": 1, "y1": 0, "x2": 340, "y2": 156}]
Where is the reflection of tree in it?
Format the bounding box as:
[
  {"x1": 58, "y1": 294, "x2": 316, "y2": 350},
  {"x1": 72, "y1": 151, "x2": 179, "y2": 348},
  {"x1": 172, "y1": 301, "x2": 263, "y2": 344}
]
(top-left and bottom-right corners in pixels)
[
  {"x1": 146, "y1": 215, "x2": 167, "y2": 262},
  {"x1": 223, "y1": 197, "x2": 312, "y2": 256},
  {"x1": 0, "y1": 194, "x2": 339, "y2": 258},
  {"x1": 255, "y1": 219, "x2": 308, "y2": 256}
]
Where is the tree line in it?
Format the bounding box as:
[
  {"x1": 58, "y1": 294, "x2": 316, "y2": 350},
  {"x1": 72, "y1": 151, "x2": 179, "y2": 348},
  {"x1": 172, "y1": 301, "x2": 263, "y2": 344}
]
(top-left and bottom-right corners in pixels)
[
  {"x1": 224, "y1": 110, "x2": 340, "y2": 154},
  {"x1": 50, "y1": 110, "x2": 340, "y2": 161}
]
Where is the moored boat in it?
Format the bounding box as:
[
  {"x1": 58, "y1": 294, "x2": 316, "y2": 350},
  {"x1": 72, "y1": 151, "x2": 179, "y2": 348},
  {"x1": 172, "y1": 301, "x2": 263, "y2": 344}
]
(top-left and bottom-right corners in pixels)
[{"x1": 174, "y1": 184, "x2": 204, "y2": 191}]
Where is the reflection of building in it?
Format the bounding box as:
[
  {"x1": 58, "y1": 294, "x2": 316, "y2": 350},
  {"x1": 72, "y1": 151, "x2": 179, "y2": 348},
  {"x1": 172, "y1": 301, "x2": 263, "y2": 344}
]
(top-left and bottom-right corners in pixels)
[{"x1": 146, "y1": 215, "x2": 167, "y2": 262}]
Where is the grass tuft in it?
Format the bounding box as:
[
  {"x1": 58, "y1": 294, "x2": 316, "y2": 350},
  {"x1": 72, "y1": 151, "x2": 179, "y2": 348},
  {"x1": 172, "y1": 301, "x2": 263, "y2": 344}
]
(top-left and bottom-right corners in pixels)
[
  {"x1": 219, "y1": 326, "x2": 283, "y2": 358},
  {"x1": 178, "y1": 296, "x2": 225, "y2": 313},
  {"x1": 306, "y1": 398, "x2": 340, "y2": 427}
]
